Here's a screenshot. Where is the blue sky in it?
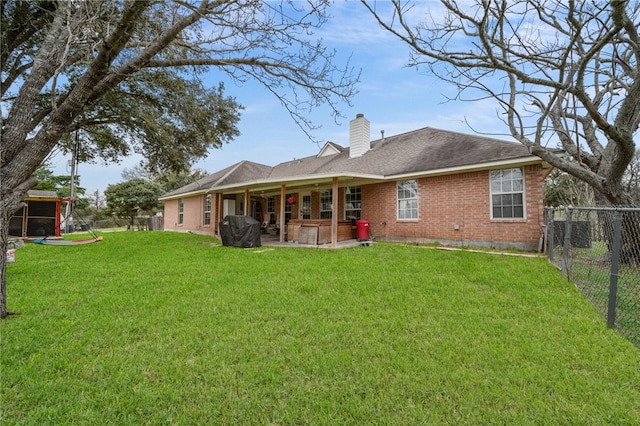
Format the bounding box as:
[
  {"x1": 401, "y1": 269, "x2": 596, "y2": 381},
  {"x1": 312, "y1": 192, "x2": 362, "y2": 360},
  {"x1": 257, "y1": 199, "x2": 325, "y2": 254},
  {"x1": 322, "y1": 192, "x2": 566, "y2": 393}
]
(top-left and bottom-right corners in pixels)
[{"x1": 51, "y1": 1, "x2": 511, "y2": 195}]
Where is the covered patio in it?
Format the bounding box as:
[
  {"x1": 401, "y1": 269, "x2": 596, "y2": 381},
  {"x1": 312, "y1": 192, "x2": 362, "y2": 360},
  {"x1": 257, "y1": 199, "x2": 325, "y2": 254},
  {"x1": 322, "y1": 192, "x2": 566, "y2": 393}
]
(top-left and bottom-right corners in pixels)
[{"x1": 211, "y1": 173, "x2": 380, "y2": 249}]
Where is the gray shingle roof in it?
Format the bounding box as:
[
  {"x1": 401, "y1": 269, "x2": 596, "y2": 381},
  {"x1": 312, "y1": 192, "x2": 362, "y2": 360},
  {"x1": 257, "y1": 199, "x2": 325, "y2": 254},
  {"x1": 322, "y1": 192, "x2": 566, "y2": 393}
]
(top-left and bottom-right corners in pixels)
[
  {"x1": 161, "y1": 127, "x2": 536, "y2": 199},
  {"x1": 160, "y1": 160, "x2": 272, "y2": 199},
  {"x1": 268, "y1": 127, "x2": 532, "y2": 179}
]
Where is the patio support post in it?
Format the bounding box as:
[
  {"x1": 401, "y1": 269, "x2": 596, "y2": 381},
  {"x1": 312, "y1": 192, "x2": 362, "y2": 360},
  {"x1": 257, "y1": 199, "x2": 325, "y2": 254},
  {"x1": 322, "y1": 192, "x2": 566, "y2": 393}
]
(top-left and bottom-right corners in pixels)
[
  {"x1": 331, "y1": 177, "x2": 338, "y2": 248},
  {"x1": 216, "y1": 192, "x2": 223, "y2": 235},
  {"x1": 244, "y1": 189, "x2": 250, "y2": 217},
  {"x1": 280, "y1": 184, "x2": 286, "y2": 243}
]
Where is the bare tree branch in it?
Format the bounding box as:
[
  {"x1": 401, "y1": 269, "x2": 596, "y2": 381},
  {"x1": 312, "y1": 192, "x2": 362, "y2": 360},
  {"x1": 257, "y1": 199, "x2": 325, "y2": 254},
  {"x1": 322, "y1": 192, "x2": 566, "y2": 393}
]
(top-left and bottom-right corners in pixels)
[{"x1": 363, "y1": 0, "x2": 639, "y2": 205}]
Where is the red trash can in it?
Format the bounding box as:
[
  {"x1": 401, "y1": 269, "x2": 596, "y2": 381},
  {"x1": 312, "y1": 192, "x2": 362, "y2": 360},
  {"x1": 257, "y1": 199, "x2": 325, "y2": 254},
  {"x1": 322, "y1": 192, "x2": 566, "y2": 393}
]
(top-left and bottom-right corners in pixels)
[{"x1": 356, "y1": 219, "x2": 370, "y2": 241}]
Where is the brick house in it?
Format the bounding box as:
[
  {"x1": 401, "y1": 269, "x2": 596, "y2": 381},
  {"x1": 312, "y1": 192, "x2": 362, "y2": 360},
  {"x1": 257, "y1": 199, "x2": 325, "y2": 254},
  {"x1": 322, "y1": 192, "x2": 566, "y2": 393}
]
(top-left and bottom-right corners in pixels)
[{"x1": 160, "y1": 114, "x2": 553, "y2": 250}]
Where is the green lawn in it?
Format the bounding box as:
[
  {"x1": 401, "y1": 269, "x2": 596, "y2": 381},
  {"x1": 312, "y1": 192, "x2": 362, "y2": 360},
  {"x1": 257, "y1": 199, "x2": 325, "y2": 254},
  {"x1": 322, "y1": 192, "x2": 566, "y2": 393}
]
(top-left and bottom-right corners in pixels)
[{"x1": 2, "y1": 231, "x2": 639, "y2": 425}]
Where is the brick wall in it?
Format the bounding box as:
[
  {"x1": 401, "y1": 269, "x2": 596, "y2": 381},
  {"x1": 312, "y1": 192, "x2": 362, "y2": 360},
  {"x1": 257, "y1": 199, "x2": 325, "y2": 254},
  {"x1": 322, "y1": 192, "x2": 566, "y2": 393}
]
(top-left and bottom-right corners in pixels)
[
  {"x1": 163, "y1": 165, "x2": 545, "y2": 250},
  {"x1": 163, "y1": 199, "x2": 179, "y2": 231},
  {"x1": 163, "y1": 194, "x2": 218, "y2": 236},
  {"x1": 362, "y1": 165, "x2": 544, "y2": 250}
]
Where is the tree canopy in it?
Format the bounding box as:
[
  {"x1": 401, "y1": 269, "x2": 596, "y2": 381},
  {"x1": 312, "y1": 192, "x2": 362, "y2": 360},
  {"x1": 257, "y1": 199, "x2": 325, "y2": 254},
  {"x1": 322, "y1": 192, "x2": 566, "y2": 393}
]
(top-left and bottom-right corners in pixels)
[
  {"x1": 363, "y1": 0, "x2": 639, "y2": 206},
  {"x1": 121, "y1": 165, "x2": 209, "y2": 193},
  {"x1": 104, "y1": 178, "x2": 163, "y2": 226},
  {"x1": 33, "y1": 166, "x2": 84, "y2": 198}
]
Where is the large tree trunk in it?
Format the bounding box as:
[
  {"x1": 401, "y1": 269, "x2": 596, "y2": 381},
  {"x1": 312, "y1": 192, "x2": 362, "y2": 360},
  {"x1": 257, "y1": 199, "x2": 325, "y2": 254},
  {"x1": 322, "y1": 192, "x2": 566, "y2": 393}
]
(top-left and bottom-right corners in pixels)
[
  {"x1": 0, "y1": 198, "x2": 20, "y2": 318},
  {"x1": 0, "y1": 211, "x2": 8, "y2": 319}
]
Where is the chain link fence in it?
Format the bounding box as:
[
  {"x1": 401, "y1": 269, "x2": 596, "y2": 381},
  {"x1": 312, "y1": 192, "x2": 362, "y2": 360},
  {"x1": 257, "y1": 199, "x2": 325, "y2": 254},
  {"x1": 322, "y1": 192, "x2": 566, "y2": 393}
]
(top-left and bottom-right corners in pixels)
[{"x1": 545, "y1": 206, "x2": 640, "y2": 348}]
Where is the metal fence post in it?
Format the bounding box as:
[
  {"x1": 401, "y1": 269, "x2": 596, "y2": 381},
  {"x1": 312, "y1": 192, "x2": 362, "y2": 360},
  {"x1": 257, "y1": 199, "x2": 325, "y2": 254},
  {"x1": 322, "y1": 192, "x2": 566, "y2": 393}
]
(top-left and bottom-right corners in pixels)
[
  {"x1": 607, "y1": 210, "x2": 622, "y2": 328},
  {"x1": 561, "y1": 207, "x2": 572, "y2": 276}
]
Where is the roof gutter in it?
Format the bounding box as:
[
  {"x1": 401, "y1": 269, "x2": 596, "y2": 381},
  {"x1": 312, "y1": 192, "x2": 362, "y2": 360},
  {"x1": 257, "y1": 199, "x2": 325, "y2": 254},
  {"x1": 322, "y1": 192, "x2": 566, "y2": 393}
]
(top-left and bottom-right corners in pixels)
[{"x1": 159, "y1": 188, "x2": 209, "y2": 201}]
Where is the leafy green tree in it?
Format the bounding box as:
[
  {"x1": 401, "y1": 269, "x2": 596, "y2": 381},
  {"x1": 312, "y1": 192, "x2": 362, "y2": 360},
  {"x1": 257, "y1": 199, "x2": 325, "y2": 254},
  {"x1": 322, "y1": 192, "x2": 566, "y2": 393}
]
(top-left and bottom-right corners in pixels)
[
  {"x1": 104, "y1": 179, "x2": 163, "y2": 228},
  {"x1": 1, "y1": 0, "x2": 358, "y2": 317},
  {"x1": 32, "y1": 167, "x2": 60, "y2": 193},
  {"x1": 121, "y1": 165, "x2": 207, "y2": 193},
  {"x1": 57, "y1": 81, "x2": 242, "y2": 174},
  {"x1": 33, "y1": 166, "x2": 89, "y2": 223},
  {"x1": 153, "y1": 169, "x2": 209, "y2": 193},
  {"x1": 120, "y1": 165, "x2": 153, "y2": 182},
  {"x1": 33, "y1": 166, "x2": 87, "y2": 202}
]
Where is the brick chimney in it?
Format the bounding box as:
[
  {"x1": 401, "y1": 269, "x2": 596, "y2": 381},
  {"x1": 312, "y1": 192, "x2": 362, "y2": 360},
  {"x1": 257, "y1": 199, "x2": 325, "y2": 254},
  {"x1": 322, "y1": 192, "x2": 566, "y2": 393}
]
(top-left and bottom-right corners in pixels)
[{"x1": 349, "y1": 113, "x2": 370, "y2": 158}]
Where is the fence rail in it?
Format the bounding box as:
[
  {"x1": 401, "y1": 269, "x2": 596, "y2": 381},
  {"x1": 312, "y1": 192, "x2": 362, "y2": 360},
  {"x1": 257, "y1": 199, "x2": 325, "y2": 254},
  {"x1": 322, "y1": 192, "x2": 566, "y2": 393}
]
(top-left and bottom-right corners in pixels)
[{"x1": 545, "y1": 206, "x2": 640, "y2": 348}]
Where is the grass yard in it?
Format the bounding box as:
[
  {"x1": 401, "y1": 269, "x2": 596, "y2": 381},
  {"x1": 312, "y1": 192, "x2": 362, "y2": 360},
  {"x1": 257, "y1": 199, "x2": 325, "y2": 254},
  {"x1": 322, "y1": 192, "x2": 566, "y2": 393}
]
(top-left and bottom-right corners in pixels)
[{"x1": 2, "y1": 231, "x2": 639, "y2": 425}]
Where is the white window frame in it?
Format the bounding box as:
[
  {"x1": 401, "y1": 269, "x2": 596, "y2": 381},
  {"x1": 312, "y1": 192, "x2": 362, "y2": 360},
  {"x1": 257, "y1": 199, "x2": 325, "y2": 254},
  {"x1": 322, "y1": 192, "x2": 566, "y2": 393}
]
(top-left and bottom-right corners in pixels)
[
  {"x1": 266, "y1": 196, "x2": 275, "y2": 224},
  {"x1": 397, "y1": 180, "x2": 418, "y2": 220},
  {"x1": 267, "y1": 196, "x2": 275, "y2": 215},
  {"x1": 344, "y1": 186, "x2": 362, "y2": 221},
  {"x1": 203, "y1": 194, "x2": 211, "y2": 226},
  {"x1": 320, "y1": 190, "x2": 332, "y2": 219},
  {"x1": 490, "y1": 168, "x2": 526, "y2": 220},
  {"x1": 281, "y1": 193, "x2": 294, "y2": 223},
  {"x1": 301, "y1": 193, "x2": 311, "y2": 219},
  {"x1": 178, "y1": 198, "x2": 184, "y2": 225},
  {"x1": 285, "y1": 193, "x2": 293, "y2": 215}
]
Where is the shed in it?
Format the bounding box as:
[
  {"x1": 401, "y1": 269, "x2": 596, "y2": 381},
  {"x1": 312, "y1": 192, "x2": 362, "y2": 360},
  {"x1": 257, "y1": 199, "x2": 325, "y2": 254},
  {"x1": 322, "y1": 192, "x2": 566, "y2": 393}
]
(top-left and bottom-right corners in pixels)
[{"x1": 9, "y1": 190, "x2": 62, "y2": 238}]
